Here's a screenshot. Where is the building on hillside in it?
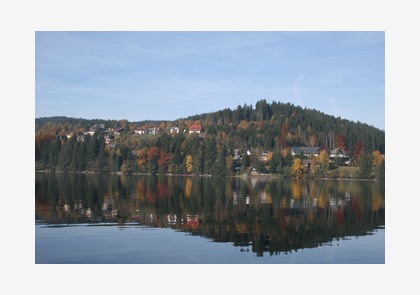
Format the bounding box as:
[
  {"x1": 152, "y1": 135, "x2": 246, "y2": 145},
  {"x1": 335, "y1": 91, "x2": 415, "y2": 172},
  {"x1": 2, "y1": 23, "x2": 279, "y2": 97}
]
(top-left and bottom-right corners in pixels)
[
  {"x1": 233, "y1": 149, "x2": 241, "y2": 160},
  {"x1": 189, "y1": 124, "x2": 202, "y2": 134},
  {"x1": 329, "y1": 148, "x2": 350, "y2": 164},
  {"x1": 260, "y1": 151, "x2": 269, "y2": 162},
  {"x1": 148, "y1": 127, "x2": 159, "y2": 135},
  {"x1": 170, "y1": 126, "x2": 179, "y2": 134},
  {"x1": 134, "y1": 128, "x2": 147, "y2": 135},
  {"x1": 291, "y1": 146, "x2": 320, "y2": 157}
]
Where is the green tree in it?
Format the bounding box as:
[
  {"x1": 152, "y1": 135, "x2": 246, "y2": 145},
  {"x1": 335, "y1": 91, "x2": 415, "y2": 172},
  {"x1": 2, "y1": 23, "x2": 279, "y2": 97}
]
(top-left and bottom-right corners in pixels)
[
  {"x1": 215, "y1": 146, "x2": 227, "y2": 176},
  {"x1": 204, "y1": 137, "x2": 217, "y2": 175},
  {"x1": 48, "y1": 137, "x2": 61, "y2": 170},
  {"x1": 378, "y1": 159, "x2": 385, "y2": 180},
  {"x1": 358, "y1": 149, "x2": 372, "y2": 179}
]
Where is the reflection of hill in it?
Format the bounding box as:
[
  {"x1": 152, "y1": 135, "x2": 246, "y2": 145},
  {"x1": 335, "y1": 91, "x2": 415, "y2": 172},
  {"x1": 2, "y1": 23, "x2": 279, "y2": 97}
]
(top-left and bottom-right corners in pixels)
[{"x1": 35, "y1": 173, "x2": 385, "y2": 256}]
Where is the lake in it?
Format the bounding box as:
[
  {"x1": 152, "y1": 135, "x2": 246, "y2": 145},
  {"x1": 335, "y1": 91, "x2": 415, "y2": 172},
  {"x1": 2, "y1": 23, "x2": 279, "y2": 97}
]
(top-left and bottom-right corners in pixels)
[{"x1": 35, "y1": 172, "x2": 385, "y2": 264}]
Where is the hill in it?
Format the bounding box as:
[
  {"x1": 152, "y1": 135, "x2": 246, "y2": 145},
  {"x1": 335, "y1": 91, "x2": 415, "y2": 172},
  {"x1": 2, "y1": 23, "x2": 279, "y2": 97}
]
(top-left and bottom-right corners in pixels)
[{"x1": 35, "y1": 99, "x2": 385, "y2": 178}]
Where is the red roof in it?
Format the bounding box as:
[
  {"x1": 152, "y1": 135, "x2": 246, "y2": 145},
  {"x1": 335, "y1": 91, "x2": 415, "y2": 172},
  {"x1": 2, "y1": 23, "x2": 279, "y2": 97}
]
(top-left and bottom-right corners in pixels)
[{"x1": 189, "y1": 125, "x2": 201, "y2": 131}]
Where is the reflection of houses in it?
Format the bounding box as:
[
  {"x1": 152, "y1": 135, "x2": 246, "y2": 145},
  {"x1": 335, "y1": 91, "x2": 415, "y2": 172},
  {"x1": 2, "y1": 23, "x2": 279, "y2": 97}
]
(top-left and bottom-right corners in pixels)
[
  {"x1": 258, "y1": 190, "x2": 272, "y2": 204},
  {"x1": 291, "y1": 146, "x2": 319, "y2": 157},
  {"x1": 167, "y1": 214, "x2": 177, "y2": 225},
  {"x1": 185, "y1": 214, "x2": 199, "y2": 229},
  {"x1": 233, "y1": 190, "x2": 240, "y2": 205},
  {"x1": 189, "y1": 125, "x2": 201, "y2": 134}
]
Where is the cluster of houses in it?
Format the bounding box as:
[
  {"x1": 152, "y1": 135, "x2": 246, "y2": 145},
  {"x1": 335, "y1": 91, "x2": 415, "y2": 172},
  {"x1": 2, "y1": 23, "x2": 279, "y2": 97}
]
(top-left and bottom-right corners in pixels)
[
  {"x1": 61, "y1": 122, "x2": 351, "y2": 165},
  {"x1": 134, "y1": 124, "x2": 202, "y2": 136},
  {"x1": 62, "y1": 123, "x2": 203, "y2": 144},
  {"x1": 291, "y1": 146, "x2": 351, "y2": 165}
]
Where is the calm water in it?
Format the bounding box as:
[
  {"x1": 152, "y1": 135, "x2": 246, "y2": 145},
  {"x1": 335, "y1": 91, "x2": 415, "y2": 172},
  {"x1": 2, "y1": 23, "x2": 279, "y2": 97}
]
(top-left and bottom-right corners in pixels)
[{"x1": 35, "y1": 172, "x2": 385, "y2": 264}]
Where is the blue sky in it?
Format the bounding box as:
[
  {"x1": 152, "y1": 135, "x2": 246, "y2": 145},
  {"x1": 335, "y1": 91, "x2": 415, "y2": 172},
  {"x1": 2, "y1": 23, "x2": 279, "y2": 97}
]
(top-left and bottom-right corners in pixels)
[{"x1": 35, "y1": 31, "x2": 384, "y2": 130}]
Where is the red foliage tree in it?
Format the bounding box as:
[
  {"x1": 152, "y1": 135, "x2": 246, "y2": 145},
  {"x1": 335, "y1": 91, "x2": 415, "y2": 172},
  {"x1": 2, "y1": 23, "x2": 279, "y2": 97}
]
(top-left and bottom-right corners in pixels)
[
  {"x1": 353, "y1": 140, "x2": 365, "y2": 162},
  {"x1": 335, "y1": 133, "x2": 347, "y2": 152}
]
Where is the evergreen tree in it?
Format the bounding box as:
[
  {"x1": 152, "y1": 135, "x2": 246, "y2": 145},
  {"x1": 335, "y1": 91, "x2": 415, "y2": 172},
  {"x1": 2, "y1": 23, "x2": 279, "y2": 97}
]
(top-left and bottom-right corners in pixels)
[
  {"x1": 378, "y1": 159, "x2": 385, "y2": 180},
  {"x1": 215, "y1": 145, "x2": 227, "y2": 176},
  {"x1": 48, "y1": 137, "x2": 61, "y2": 170},
  {"x1": 358, "y1": 149, "x2": 372, "y2": 179},
  {"x1": 204, "y1": 137, "x2": 217, "y2": 175}
]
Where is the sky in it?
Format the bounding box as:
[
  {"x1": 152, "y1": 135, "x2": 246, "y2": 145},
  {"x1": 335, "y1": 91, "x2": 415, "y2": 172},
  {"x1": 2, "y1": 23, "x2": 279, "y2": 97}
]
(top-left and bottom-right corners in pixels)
[{"x1": 35, "y1": 31, "x2": 384, "y2": 130}]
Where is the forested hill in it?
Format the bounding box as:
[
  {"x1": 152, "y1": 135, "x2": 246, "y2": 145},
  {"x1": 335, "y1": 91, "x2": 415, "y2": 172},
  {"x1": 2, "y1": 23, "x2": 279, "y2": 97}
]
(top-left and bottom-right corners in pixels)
[
  {"x1": 35, "y1": 99, "x2": 385, "y2": 177},
  {"x1": 181, "y1": 100, "x2": 384, "y2": 154}
]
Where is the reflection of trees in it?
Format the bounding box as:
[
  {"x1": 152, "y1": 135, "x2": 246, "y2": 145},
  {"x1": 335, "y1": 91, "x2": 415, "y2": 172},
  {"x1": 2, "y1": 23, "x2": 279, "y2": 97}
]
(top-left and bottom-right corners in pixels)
[{"x1": 35, "y1": 173, "x2": 385, "y2": 256}]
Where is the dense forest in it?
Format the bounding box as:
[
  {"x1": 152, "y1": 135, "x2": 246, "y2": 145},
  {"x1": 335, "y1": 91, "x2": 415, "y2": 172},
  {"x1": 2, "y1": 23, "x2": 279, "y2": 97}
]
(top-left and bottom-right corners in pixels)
[{"x1": 35, "y1": 99, "x2": 385, "y2": 179}]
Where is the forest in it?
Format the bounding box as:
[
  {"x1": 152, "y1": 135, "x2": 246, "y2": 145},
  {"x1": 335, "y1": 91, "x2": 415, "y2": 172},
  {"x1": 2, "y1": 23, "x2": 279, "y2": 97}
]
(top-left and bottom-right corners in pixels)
[{"x1": 35, "y1": 99, "x2": 385, "y2": 179}]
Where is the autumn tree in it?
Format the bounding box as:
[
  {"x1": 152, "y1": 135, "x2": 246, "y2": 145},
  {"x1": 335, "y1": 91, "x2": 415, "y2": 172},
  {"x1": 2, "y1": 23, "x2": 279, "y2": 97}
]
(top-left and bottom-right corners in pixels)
[
  {"x1": 136, "y1": 147, "x2": 149, "y2": 172},
  {"x1": 371, "y1": 150, "x2": 383, "y2": 167},
  {"x1": 185, "y1": 154, "x2": 193, "y2": 174},
  {"x1": 147, "y1": 146, "x2": 160, "y2": 174},
  {"x1": 157, "y1": 151, "x2": 172, "y2": 174},
  {"x1": 319, "y1": 149, "x2": 330, "y2": 173},
  {"x1": 291, "y1": 158, "x2": 303, "y2": 177},
  {"x1": 309, "y1": 156, "x2": 320, "y2": 178},
  {"x1": 335, "y1": 133, "x2": 347, "y2": 152},
  {"x1": 353, "y1": 140, "x2": 365, "y2": 163}
]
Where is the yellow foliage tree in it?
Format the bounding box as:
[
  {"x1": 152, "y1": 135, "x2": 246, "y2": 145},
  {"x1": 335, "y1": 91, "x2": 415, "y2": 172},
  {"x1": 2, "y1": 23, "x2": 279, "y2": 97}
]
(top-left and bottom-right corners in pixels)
[
  {"x1": 266, "y1": 151, "x2": 273, "y2": 162},
  {"x1": 185, "y1": 154, "x2": 193, "y2": 174},
  {"x1": 319, "y1": 149, "x2": 330, "y2": 172},
  {"x1": 281, "y1": 148, "x2": 289, "y2": 159},
  {"x1": 309, "y1": 156, "x2": 319, "y2": 177},
  {"x1": 371, "y1": 150, "x2": 383, "y2": 167},
  {"x1": 291, "y1": 158, "x2": 303, "y2": 177}
]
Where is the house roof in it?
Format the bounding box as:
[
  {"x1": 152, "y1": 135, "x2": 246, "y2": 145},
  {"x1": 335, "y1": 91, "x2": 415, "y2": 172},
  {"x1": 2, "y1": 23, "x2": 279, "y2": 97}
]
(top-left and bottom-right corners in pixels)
[
  {"x1": 291, "y1": 146, "x2": 319, "y2": 153},
  {"x1": 189, "y1": 124, "x2": 201, "y2": 131}
]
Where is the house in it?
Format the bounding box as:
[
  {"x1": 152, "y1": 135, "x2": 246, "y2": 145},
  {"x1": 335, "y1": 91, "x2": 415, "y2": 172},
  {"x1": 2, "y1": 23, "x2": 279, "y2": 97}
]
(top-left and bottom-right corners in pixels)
[
  {"x1": 260, "y1": 151, "x2": 269, "y2": 162},
  {"x1": 291, "y1": 146, "x2": 320, "y2": 157},
  {"x1": 170, "y1": 126, "x2": 179, "y2": 134},
  {"x1": 329, "y1": 148, "x2": 348, "y2": 158},
  {"x1": 135, "y1": 129, "x2": 147, "y2": 135},
  {"x1": 114, "y1": 127, "x2": 124, "y2": 135},
  {"x1": 233, "y1": 149, "x2": 241, "y2": 160},
  {"x1": 329, "y1": 148, "x2": 350, "y2": 162},
  {"x1": 86, "y1": 123, "x2": 106, "y2": 136},
  {"x1": 148, "y1": 127, "x2": 159, "y2": 135},
  {"x1": 189, "y1": 124, "x2": 201, "y2": 134},
  {"x1": 89, "y1": 123, "x2": 106, "y2": 132}
]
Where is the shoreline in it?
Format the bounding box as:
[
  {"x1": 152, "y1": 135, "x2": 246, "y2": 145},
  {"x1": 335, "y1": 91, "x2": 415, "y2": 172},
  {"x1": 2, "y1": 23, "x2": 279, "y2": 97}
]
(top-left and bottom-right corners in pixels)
[{"x1": 35, "y1": 170, "x2": 382, "y2": 181}]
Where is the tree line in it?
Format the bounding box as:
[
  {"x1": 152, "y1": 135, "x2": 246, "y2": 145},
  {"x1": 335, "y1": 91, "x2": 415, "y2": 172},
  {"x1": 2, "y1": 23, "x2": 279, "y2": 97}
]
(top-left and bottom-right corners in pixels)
[{"x1": 35, "y1": 99, "x2": 385, "y2": 179}]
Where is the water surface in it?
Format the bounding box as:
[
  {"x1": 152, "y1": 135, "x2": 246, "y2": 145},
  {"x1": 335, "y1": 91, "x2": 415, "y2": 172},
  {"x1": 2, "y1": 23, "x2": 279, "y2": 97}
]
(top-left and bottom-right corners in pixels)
[{"x1": 35, "y1": 173, "x2": 385, "y2": 264}]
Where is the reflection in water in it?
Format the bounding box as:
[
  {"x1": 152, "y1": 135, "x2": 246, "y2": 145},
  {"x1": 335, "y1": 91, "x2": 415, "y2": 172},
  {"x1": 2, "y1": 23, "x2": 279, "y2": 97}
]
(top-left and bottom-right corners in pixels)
[{"x1": 35, "y1": 173, "x2": 385, "y2": 257}]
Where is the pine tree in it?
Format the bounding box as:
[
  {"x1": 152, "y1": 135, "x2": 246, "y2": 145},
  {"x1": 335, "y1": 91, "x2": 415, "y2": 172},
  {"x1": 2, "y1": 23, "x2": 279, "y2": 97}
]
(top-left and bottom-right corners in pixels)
[{"x1": 358, "y1": 149, "x2": 372, "y2": 179}]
